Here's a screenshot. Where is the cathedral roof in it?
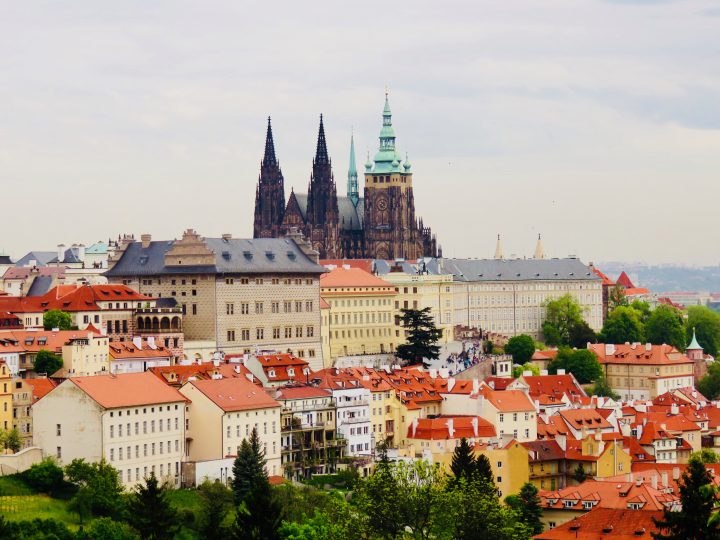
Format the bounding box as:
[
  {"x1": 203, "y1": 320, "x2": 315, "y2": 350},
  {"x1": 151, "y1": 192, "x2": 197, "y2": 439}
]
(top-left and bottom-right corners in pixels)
[{"x1": 293, "y1": 194, "x2": 364, "y2": 231}]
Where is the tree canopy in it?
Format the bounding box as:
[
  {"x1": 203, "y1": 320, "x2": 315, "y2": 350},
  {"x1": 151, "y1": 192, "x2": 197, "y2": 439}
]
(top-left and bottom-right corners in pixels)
[
  {"x1": 504, "y1": 334, "x2": 535, "y2": 365},
  {"x1": 33, "y1": 349, "x2": 63, "y2": 376},
  {"x1": 541, "y1": 294, "x2": 586, "y2": 346},
  {"x1": 127, "y1": 472, "x2": 179, "y2": 540},
  {"x1": 699, "y1": 363, "x2": 720, "y2": 400},
  {"x1": 549, "y1": 348, "x2": 602, "y2": 384},
  {"x1": 687, "y1": 306, "x2": 720, "y2": 357},
  {"x1": 599, "y1": 305, "x2": 645, "y2": 344},
  {"x1": 43, "y1": 309, "x2": 74, "y2": 331},
  {"x1": 395, "y1": 307, "x2": 443, "y2": 366},
  {"x1": 645, "y1": 305, "x2": 686, "y2": 351}
]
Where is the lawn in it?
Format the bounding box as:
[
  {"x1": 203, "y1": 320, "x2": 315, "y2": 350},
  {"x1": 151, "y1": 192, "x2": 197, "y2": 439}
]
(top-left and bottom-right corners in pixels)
[{"x1": 0, "y1": 494, "x2": 81, "y2": 528}]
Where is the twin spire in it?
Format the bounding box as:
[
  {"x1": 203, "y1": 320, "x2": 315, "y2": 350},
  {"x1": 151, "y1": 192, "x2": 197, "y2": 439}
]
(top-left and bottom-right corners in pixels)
[
  {"x1": 493, "y1": 234, "x2": 546, "y2": 259},
  {"x1": 262, "y1": 116, "x2": 277, "y2": 168}
]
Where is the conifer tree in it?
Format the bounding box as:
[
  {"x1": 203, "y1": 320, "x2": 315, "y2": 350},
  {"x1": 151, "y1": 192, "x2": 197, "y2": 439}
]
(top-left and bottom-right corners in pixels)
[
  {"x1": 231, "y1": 427, "x2": 267, "y2": 505},
  {"x1": 516, "y1": 482, "x2": 544, "y2": 535},
  {"x1": 652, "y1": 456, "x2": 720, "y2": 539},
  {"x1": 450, "y1": 438, "x2": 477, "y2": 482},
  {"x1": 476, "y1": 454, "x2": 495, "y2": 486},
  {"x1": 230, "y1": 463, "x2": 283, "y2": 540},
  {"x1": 127, "y1": 472, "x2": 179, "y2": 540},
  {"x1": 396, "y1": 307, "x2": 443, "y2": 366}
]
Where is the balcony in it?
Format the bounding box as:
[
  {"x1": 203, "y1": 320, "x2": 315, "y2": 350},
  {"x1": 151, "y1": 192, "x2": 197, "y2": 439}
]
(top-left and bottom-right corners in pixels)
[
  {"x1": 135, "y1": 307, "x2": 183, "y2": 315},
  {"x1": 342, "y1": 416, "x2": 370, "y2": 425}
]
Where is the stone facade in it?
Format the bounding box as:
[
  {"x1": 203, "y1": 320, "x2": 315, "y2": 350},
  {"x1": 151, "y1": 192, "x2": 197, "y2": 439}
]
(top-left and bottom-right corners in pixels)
[{"x1": 106, "y1": 230, "x2": 326, "y2": 370}]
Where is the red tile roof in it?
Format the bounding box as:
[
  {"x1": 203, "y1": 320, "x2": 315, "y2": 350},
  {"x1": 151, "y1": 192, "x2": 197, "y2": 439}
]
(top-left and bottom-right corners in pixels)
[
  {"x1": 521, "y1": 439, "x2": 565, "y2": 462},
  {"x1": 319, "y1": 259, "x2": 374, "y2": 273},
  {"x1": 67, "y1": 372, "x2": 187, "y2": 408},
  {"x1": 534, "y1": 507, "x2": 662, "y2": 540},
  {"x1": 25, "y1": 378, "x2": 57, "y2": 401},
  {"x1": 320, "y1": 267, "x2": 394, "y2": 291},
  {"x1": 591, "y1": 267, "x2": 615, "y2": 286},
  {"x1": 407, "y1": 415, "x2": 496, "y2": 440},
  {"x1": 480, "y1": 387, "x2": 535, "y2": 412},
  {"x1": 616, "y1": 271, "x2": 636, "y2": 289},
  {"x1": 187, "y1": 377, "x2": 280, "y2": 412},
  {"x1": 109, "y1": 342, "x2": 172, "y2": 359},
  {"x1": 559, "y1": 409, "x2": 614, "y2": 431},
  {"x1": 589, "y1": 343, "x2": 693, "y2": 366},
  {"x1": 0, "y1": 329, "x2": 101, "y2": 354},
  {"x1": 0, "y1": 284, "x2": 150, "y2": 314},
  {"x1": 539, "y1": 479, "x2": 676, "y2": 511},
  {"x1": 274, "y1": 385, "x2": 331, "y2": 400},
  {"x1": 521, "y1": 374, "x2": 586, "y2": 401}
]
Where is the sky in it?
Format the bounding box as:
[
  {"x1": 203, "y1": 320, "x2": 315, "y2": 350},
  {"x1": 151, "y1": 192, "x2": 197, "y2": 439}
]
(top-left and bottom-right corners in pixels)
[{"x1": 1, "y1": 0, "x2": 719, "y2": 265}]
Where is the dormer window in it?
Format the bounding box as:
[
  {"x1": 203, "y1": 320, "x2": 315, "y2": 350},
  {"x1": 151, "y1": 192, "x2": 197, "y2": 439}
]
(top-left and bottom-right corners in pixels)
[
  {"x1": 268, "y1": 369, "x2": 276, "y2": 378},
  {"x1": 563, "y1": 500, "x2": 575, "y2": 508},
  {"x1": 288, "y1": 368, "x2": 295, "y2": 377}
]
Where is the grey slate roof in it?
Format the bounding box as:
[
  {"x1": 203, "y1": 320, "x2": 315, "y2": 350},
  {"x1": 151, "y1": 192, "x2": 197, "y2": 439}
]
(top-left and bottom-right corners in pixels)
[
  {"x1": 105, "y1": 237, "x2": 326, "y2": 277},
  {"x1": 0, "y1": 255, "x2": 12, "y2": 265},
  {"x1": 375, "y1": 257, "x2": 600, "y2": 283},
  {"x1": 293, "y1": 194, "x2": 364, "y2": 231},
  {"x1": 14, "y1": 251, "x2": 57, "y2": 267},
  {"x1": 27, "y1": 276, "x2": 54, "y2": 296},
  {"x1": 49, "y1": 247, "x2": 82, "y2": 264}
]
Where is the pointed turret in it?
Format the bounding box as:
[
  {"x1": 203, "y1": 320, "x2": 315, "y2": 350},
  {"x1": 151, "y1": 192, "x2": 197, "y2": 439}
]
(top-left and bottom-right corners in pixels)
[
  {"x1": 494, "y1": 234, "x2": 504, "y2": 260},
  {"x1": 347, "y1": 131, "x2": 359, "y2": 206},
  {"x1": 262, "y1": 116, "x2": 277, "y2": 167},
  {"x1": 315, "y1": 114, "x2": 330, "y2": 165},
  {"x1": 534, "y1": 234, "x2": 546, "y2": 259},
  {"x1": 688, "y1": 328, "x2": 703, "y2": 352}
]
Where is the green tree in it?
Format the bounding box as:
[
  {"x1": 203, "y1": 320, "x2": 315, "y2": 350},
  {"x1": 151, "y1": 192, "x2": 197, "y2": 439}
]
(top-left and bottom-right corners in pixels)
[
  {"x1": 513, "y1": 362, "x2": 540, "y2": 378},
  {"x1": 599, "y1": 306, "x2": 645, "y2": 344},
  {"x1": 549, "y1": 348, "x2": 602, "y2": 384},
  {"x1": 608, "y1": 285, "x2": 628, "y2": 311},
  {"x1": 231, "y1": 427, "x2": 267, "y2": 505},
  {"x1": 541, "y1": 294, "x2": 585, "y2": 346},
  {"x1": 127, "y1": 472, "x2": 179, "y2": 540},
  {"x1": 505, "y1": 334, "x2": 535, "y2": 365},
  {"x1": 699, "y1": 363, "x2": 720, "y2": 400},
  {"x1": 568, "y1": 319, "x2": 597, "y2": 349},
  {"x1": 0, "y1": 428, "x2": 22, "y2": 453},
  {"x1": 573, "y1": 463, "x2": 588, "y2": 484},
  {"x1": 505, "y1": 482, "x2": 543, "y2": 535},
  {"x1": 22, "y1": 457, "x2": 65, "y2": 495},
  {"x1": 646, "y1": 305, "x2": 686, "y2": 350},
  {"x1": 690, "y1": 449, "x2": 719, "y2": 464},
  {"x1": 630, "y1": 300, "x2": 652, "y2": 323},
  {"x1": 687, "y1": 306, "x2": 720, "y2": 357},
  {"x1": 652, "y1": 456, "x2": 720, "y2": 539},
  {"x1": 198, "y1": 480, "x2": 233, "y2": 540},
  {"x1": 353, "y1": 458, "x2": 405, "y2": 539},
  {"x1": 475, "y1": 454, "x2": 496, "y2": 492},
  {"x1": 43, "y1": 309, "x2": 73, "y2": 331},
  {"x1": 0, "y1": 517, "x2": 75, "y2": 540},
  {"x1": 591, "y1": 374, "x2": 620, "y2": 400},
  {"x1": 450, "y1": 438, "x2": 476, "y2": 483},
  {"x1": 230, "y1": 474, "x2": 283, "y2": 540},
  {"x1": 77, "y1": 517, "x2": 139, "y2": 540},
  {"x1": 65, "y1": 459, "x2": 124, "y2": 518},
  {"x1": 33, "y1": 349, "x2": 63, "y2": 376},
  {"x1": 395, "y1": 307, "x2": 443, "y2": 366}
]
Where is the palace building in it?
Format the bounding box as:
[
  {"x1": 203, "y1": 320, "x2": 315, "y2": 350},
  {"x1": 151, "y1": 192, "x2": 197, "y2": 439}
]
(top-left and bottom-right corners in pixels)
[{"x1": 253, "y1": 95, "x2": 439, "y2": 260}]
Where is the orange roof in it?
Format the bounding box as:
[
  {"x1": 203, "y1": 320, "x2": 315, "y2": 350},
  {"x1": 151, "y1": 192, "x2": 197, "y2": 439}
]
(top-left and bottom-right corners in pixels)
[
  {"x1": 591, "y1": 267, "x2": 615, "y2": 286},
  {"x1": 483, "y1": 376, "x2": 514, "y2": 390},
  {"x1": 531, "y1": 349, "x2": 559, "y2": 361},
  {"x1": 257, "y1": 354, "x2": 311, "y2": 383},
  {"x1": 67, "y1": 372, "x2": 187, "y2": 408},
  {"x1": 522, "y1": 374, "x2": 586, "y2": 401},
  {"x1": 274, "y1": 385, "x2": 331, "y2": 400},
  {"x1": 320, "y1": 259, "x2": 374, "y2": 273},
  {"x1": 319, "y1": 297, "x2": 330, "y2": 309},
  {"x1": 534, "y1": 507, "x2": 662, "y2": 539},
  {"x1": 320, "y1": 267, "x2": 394, "y2": 292},
  {"x1": 616, "y1": 271, "x2": 636, "y2": 289},
  {"x1": 25, "y1": 378, "x2": 57, "y2": 401},
  {"x1": 480, "y1": 387, "x2": 534, "y2": 412},
  {"x1": 624, "y1": 287, "x2": 650, "y2": 296},
  {"x1": 150, "y1": 362, "x2": 261, "y2": 387},
  {"x1": 407, "y1": 415, "x2": 496, "y2": 440},
  {"x1": 0, "y1": 284, "x2": 150, "y2": 314},
  {"x1": 589, "y1": 343, "x2": 693, "y2": 366},
  {"x1": 521, "y1": 439, "x2": 565, "y2": 462},
  {"x1": 187, "y1": 377, "x2": 280, "y2": 412},
  {"x1": 109, "y1": 342, "x2": 172, "y2": 359},
  {"x1": 539, "y1": 479, "x2": 676, "y2": 511},
  {"x1": 559, "y1": 409, "x2": 614, "y2": 431},
  {"x1": 0, "y1": 329, "x2": 102, "y2": 354}
]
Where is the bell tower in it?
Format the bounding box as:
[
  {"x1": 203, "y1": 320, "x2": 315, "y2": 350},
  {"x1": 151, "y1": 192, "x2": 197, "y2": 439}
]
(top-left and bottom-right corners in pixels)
[{"x1": 253, "y1": 117, "x2": 286, "y2": 238}]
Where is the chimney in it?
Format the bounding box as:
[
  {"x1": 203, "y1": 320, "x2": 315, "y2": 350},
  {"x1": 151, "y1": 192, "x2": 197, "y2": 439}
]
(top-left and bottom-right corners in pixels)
[
  {"x1": 523, "y1": 370, "x2": 532, "y2": 377},
  {"x1": 411, "y1": 418, "x2": 419, "y2": 437},
  {"x1": 672, "y1": 467, "x2": 680, "y2": 480},
  {"x1": 557, "y1": 369, "x2": 566, "y2": 376},
  {"x1": 147, "y1": 336, "x2": 156, "y2": 349},
  {"x1": 605, "y1": 344, "x2": 615, "y2": 356},
  {"x1": 447, "y1": 378, "x2": 456, "y2": 392},
  {"x1": 221, "y1": 233, "x2": 232, "y2": 241},
  {"x1": 57, "y1": 243, "x2": 65, "y2": 263},
  {"x1": 77, "y1": 243, "x2": 86, "y2": 261},
  {"x1": 670, "y1": 403, "x2": 679, "y2": 415},
  {"x1": 635, "y1": 478, "x2": 642, "y2": 487},
  {"x1": 472, "y1": 379, "x2": 480, "y2": 395},
  {"x1": 141, "y1": 234, "x2": 152, "y2": 248},
  {"x1": 446, "y1": 418, "x2": 455, "y2": 438},
  {"x1": 662, "y1": 471, "x2": 669, "y2": 487},
  {"x1": 636, "y1": 424, "x2": 643, "y2": 441},
  {"x1": 540, "y1": 369, "x2": 548, "y2": 376},
  {"x1": 284, "y1": 227, "x2": 319, "y2": 264},
  {"x1": 471, "y1": 416, "x2": 479, "y2": 437},
  {"x1": 645, "y1": 343, "x2": 652, "y2": 351},
  {"x1": 652, "y1": 475, "x2": 658, "y2": 490},
  {"x1": 132, "y1": 336, "x2": 142, "y2": 349}
]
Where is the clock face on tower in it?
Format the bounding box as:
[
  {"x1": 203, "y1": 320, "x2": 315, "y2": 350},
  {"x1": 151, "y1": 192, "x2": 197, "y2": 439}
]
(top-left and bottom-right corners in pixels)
[{"x1": 377, "y1": 198, "x2": 388, "y2": 211}]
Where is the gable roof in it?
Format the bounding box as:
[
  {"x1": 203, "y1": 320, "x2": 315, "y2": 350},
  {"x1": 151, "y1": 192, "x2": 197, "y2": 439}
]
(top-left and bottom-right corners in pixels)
[
  {"x1": 589, "y1": 343, "x2": 692, "y2": 366},
  {"x1": 66, "y1": 372, "x2": 186, "y2": 408},
  {"x1": 481, "y1": 387, "x2": 535, "y2": 412},
  {"x1": 186, "y1": 377, "x2": 279, "y2": 412},
  {"x1": 407, "y1": 415, "x2": 496, "y2": 440},
  {"x1": 320, "y1": 266, "x2": 394, "y2": 289},
  {"x1": 293, "y1": 194, "x2": 364, "y2": 231},
  {"x1": 534, "y1": 507, "x2": 661, "y2": 540}
]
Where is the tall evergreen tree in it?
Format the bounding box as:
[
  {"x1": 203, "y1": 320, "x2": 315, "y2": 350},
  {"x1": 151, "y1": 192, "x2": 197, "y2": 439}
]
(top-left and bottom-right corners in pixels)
[
  {"x1": 476, "y1": 453, "x2": 495, "y2": 486},
  {"x1": 652, "y1": 456, "x2": 720, "y2": 539},
  {"x1": 450, "y1": 438, "x2": 477, "y2": 482},
  {"x1": 516, "y1": 482, "x2": 544, "y2": 535},
  {"x1": 198, "y1": 480, "x2": 233, "y2": 540},
  {"x1": 395, "y1": 307, "x2": 443, "y2": 366},
  {"x1": 230, "y1": 470, "x2": 283, "y2": 540},
  {"x1": 127, "y1": 472, "x2": 179, "y2": 540},
  {"x1": 231, "y1": 427, "x2": 267, "y2": 504}
]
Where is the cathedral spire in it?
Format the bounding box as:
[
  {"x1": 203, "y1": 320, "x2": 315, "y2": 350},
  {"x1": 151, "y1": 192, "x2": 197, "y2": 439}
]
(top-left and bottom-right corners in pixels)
[
  {"x1": 262, "y1": 116, "x2": 277, "y2": 168},
  {"x1": 315, "y1": 114, "x2": 330, "y2": 165},
  {"x1": 494, "y1": 234, "x2": 504, "y2": 260},
  {"x1": 534, "y1": 233, "x2": 546, "y2": 259},
  {"x1": 347, "y1": 131, "x2": 359, "y2": 206}
]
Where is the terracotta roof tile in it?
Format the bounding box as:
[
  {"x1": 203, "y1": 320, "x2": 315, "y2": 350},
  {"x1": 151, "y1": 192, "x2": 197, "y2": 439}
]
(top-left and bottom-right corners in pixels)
[
  {"x1": 67, "y1": 372, "x2": 186, "y2": 408},
  {"x1": 187, "y1": 377, "x2": 279, "y2": 412}
]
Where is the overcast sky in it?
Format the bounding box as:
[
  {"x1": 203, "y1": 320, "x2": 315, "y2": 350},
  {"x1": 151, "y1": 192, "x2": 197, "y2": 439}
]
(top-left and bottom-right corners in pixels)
[{"x1": 1, "y1": 0, "x2": 719, "y2": 265}]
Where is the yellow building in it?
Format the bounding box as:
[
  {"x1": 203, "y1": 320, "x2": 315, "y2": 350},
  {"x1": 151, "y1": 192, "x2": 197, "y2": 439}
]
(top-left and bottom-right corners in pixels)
[
  {"x1": 57, "y1": 332, "x2": 110, "y2": 377},
  {"x1": 0, "y1": 360, "x2": 11, "y2": 432},
  {"x1": 478, "y1": 441, "x2": 530, "y2": 498},
  {"x1": 320, "y1": 267, "x2": 397, "y2": 362},
  {"x1": 566, "y1": 434, "x2": 631, "y2": 484}
]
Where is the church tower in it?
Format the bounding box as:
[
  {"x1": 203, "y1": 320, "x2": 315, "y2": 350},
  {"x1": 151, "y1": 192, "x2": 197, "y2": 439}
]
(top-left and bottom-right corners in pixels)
[
  {"x1": 253, "y1": 117, "x2": 286, "y2": 238},
  {"x1": 363, "y1": 93, "x2": 427, "y2": 260},
  {"x1": 347, "y1": 132, "x2": 359, "y2": 207},
  {"x1": 305, "y1": 115, "x2": 340, "y2": 258}
]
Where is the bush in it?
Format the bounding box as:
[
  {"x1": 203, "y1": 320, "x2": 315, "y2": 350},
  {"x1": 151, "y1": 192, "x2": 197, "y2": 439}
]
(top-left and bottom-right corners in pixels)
[{"x1": 22, "y1": 458, "x2": 66, "y2": 495}]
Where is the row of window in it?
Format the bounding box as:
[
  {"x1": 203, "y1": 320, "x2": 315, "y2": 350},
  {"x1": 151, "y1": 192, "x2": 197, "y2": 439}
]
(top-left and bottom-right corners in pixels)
[
  {"x1": 118, "y1": 462, "x2": 179, "y2": 483},
  {"x1": 226, "y1": 421, "x2": 275, "y2": 438},
  {"x1": 227, "y1": 326, "x2": 315, "y2": 342},
  {"x1": 225, "y1": 300, "x2": 314, "y2": 315},
  {"x1": 109, "y1": 417, "x2": 180, "y2": 438},
  {"x1": 498, "y1": 412, "x2": 533, "y2": 422},
  {"x1": 328, "y1": 297, "x2": 391, "y2": 307},
  {"x1": 225, "y1": 277, "x2": 313, "y2": 286},
  {"x1": 331, "y1": 311, "x2": 390, "y2": 325},
  {"x1": 109, "y1": 440, "x2": 181, "y2": 461}
]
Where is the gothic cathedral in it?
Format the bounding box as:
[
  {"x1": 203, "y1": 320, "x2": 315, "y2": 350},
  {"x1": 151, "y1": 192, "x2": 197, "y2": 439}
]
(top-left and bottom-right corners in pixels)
[{"x1": 253, "y1": 95, "x2": 439, "y2": 260}]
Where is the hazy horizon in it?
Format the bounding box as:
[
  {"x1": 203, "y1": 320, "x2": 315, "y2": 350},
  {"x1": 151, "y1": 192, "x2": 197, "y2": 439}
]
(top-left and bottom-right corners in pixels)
[{"x1": 2, "y1": 1, "x2": 719, "y2": 264}]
